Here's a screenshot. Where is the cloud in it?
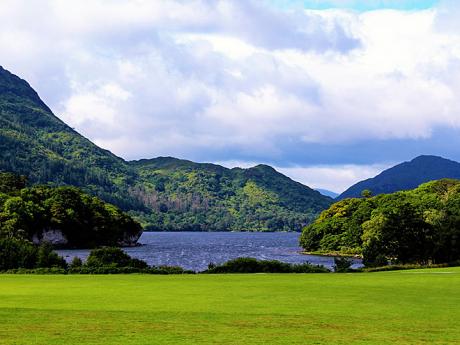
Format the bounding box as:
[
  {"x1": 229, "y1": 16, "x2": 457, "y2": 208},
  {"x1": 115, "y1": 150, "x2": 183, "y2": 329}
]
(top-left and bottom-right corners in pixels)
[
  {"x1": 276, "y1": 164, "x2": 391, "y2": 193},
  {"x1": 0, "y1": 0, "x2": 459, "y2": 180},
  {"x1": 272, "y1": 0, "x2": 439, "y2": 11},
  {"x1": 434, "y1": 0, "x2": 460, "y2": 33},
  {"x1": 217, "y1": 160, "x2": 391, "y2": 192}
]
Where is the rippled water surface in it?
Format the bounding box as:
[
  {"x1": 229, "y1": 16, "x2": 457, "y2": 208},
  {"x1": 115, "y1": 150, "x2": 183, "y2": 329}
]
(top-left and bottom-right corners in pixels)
[{"x1": 57, "y1": 232, "x2": 362, "y2": 271}]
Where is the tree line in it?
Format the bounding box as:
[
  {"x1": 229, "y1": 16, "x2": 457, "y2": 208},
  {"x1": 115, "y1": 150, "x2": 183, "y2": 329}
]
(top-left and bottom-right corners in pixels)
[
  {"x1": 0, "y1": 171, "x2": 142, "y2": 270},
  {"x1": 300, "y1": 179, "x2": 460, "y2": 266}
]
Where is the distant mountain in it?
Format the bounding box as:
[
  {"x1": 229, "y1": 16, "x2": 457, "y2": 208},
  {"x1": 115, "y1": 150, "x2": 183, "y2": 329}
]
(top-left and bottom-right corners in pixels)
[
  {"x1": 338, "y1": 155, "x2": 460, "y2": 199},
  {"x1": 130, "y1": 158, "x2": 332, "y2": 231},
  {"x1": 0, "y1": 66, "x2": 333, "y2": 231},
  {"x1": 315, "y1": 189, "x2": 339, "y2": 199}
]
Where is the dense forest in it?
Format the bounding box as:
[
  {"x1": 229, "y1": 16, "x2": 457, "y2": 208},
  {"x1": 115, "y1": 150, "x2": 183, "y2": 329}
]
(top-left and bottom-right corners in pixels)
[
  {"x1": 0, "y1": 172, "x2": 142, "y2": 249},
  {"x1": 301, "y1": 179, "x2": 460, "y2": 266},
  {"x1": 129, "y1": 158, "x2": 331, "y2": 231},
  {"x1": 0, "y1": 66, "x2": 332, "y2": 231}
]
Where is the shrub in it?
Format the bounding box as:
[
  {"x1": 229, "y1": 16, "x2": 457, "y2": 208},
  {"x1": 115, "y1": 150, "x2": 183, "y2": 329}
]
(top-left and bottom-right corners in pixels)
[
  {"x1": 149, "y1": 266, "x2": 195, "y2": 274},
  {"x1": 0, "y1": 237, "x2": 37, "y2": 270},
  {"x1": 333, "y1": 257, "x2": 353, "y2": 272},
  {"x1": 85, "y1": 247, "x2": 148, "y2": 269},
  {"x1": 204, "y1": 257, "x2": 330, "y2": 274},
  {"x1": 69, "y1": 256, "x2": 83, "y2": 269},
  {"x1": 4, "y1": 267, "x2": 68, "y2": 274},
  {"x1": 67, "y1": 265, "x2": 195, "y2": 275},
  {"x1": 36, "y1": 243, "x2": 67, "y2": 269}
]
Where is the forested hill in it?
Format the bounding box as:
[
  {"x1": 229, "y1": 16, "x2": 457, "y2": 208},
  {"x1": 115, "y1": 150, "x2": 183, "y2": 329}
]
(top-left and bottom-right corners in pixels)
[
  {"x1": 338, "y1": 155, "x2": 460, "y2": 200},
  {"x1": 130, "y1": 158, "x2": 332, "y2": 231},
  {"x1": 0, "y1": 66, "x2": 332, "y2": 231},
  {"x1": 301, "y1": 179, "x2": 460, "y2": 266}
]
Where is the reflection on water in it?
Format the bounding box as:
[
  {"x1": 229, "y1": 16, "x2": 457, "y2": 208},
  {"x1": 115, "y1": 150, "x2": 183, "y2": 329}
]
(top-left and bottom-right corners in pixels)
[{"x1": 57, "y1": 232, "x2": 362, "y2": 272}]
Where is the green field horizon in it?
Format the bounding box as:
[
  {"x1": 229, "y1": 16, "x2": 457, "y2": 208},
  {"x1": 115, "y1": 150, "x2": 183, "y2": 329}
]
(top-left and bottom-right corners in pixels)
[{"x1": 1, "y1": 268, "x2": 459, "y2": 344}]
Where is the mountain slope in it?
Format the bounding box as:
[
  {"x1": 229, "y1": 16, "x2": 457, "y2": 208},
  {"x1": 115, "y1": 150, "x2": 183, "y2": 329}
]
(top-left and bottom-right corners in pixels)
[
  {"x1": 0, "y1": 66, "x2": 142, "y2": 210},
  {"x1": 315, "y1": 189, "x2": 339, "y2": 199},
  {"x1": 130, "y1": 158, "x2": 332, "y2": 231},
  {"x1": 338, "y1": 155, "x2": 460, "y2": 199},
  {"x1": 0, "y1": 66, "x2": 332, "y2": 231}
]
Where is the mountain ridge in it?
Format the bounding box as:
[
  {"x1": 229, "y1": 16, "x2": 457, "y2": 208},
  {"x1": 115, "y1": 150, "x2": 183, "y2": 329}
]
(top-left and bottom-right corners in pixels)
[
  {"x1": 338, "y1": 155, "x2": 460, "y2": 199},
  {"x1": 315, "y1": 189, "x2": 339, "y2": 199},
  {"x1": 0, "y1": 66, "x2": 332, "y2": 231}
]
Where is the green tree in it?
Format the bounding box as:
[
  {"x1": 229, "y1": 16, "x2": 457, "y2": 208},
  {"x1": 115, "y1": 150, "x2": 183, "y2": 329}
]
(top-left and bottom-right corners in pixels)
[
  {"x1": 361, "y1": 189, "x2": 372, "y2": 198},
  {"x1": 0, "y1": 172, "x2": 27, "y2": 194},
  {"x1": 36, "y1": 242, "x2": 67, "y2": 268},
  {"x1": 0, "y1": 237, "x2": 37, "y2": 270},
  {"x1": 85, "y1": 247, "x2": 148, "y2": 269}
]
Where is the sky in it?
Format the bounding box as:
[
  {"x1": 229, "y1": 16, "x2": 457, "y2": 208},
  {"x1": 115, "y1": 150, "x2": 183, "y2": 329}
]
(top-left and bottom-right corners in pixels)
[{"x1": 1, "y1": 0, "x2": 460, "y2": 193}]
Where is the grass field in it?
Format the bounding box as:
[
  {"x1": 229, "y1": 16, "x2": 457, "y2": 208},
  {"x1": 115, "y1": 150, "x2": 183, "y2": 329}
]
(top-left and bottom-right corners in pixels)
[{"x1": 1, "y1": 268, "x2": 459, "y2": 344}]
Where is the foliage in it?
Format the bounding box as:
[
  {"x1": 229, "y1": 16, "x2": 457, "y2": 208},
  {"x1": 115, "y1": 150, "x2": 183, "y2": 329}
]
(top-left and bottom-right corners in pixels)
[
  {"x1": 0, "y1": 238, "x2": 67, "y2": 271},
  {"x1": 85, "y1": 247, "x2": 148, "y2": 269},
  {"x1": 0, "y1": 172, "x2": 26, "y2": 194},
  {"x1": 361, "y1": 261, "x2": 460, "y2": 272},
  {"x1": 0, "y1": 181, "x2": 142, "y2": 248},
  {"x1": 301, "y1": 179, "x2": 460, "y2": 266},
  {"x1": 203, "y1": 257, "x2": 330, "y2": 273},
  {"x1": 3, "y1": 267, "x2": 68, "y2": 274},
  {"x1": 0, "y1": 68, "x2": 142, "y2": 211},
  {"x1": 0, "y1": 67, "x2": 332, "y2": 231},
  {"x1": 361, "y1": 189, "x2": 372, "y2": 198},
  {"x1": 0, "y1": 237, "x2": 37, "y2": 270},
  {"x1": 69, "y1": 256, "x2": 83, "y2": 269},
  {"x1": 36, "y1": 242, "x2": 67, "y2": 268},
  {"x1": 333, "y1": 257, "x2": 353, "y2": 272},
  {"x1": 68, "y1": 265, "x2": 195, "y2": 275},
  {"x1": 131, "y1": 160, "x2": 332, "y2": 231}
]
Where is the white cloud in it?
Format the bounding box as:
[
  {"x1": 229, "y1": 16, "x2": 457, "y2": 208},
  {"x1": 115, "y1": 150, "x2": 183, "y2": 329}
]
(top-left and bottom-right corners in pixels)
[
  {"x1": 217, "y1": 160, "x2": 390, "y2": 192},
  {"x1": 276, "y1": 164, "x2": 391, "y2": 193},
  {"x1": 0, "y1": 0, "x2": 459, "y2": 167}
]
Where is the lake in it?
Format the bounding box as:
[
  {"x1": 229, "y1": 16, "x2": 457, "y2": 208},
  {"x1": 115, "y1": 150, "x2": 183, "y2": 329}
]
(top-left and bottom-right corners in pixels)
[{"x1": 57, "y1": 232, "x2": 362, "y2": 271}]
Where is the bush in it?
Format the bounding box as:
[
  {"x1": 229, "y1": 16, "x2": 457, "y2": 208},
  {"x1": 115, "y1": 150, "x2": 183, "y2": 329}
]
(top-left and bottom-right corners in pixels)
[
  {"x1": 69, "y1": 256, "x2": 83, "y2": 269},
  {"x1": 149, "y1": 266, "x2": 195, "y2": 274},
  {"x1": 85, "y1": 247, "x2": 148, "y2": 269},
  {"x1": 69, "y1": 266, "x2": 147, "y2": 274},
  {"x1": 36, "y1": 243, "x2": 67, "y2": 269},
  {"x1": 0, "y1": 237, "x2": 37, "y2": 270},
  {"x1": 203, "y1": 257, "x2": 330, "y2": 274},
  {"x1": 333, "y1": 257, "x2": 353, "y2": 272},
  {"x1": 4, "y1": 267, "x2": 68, "y2": 274},
  {"x1": 362, "y1": 260, "x2": 460, "y2": 272},
  {"x1": 362, "y1": 253, "x2": 388, "y2": 268},
  {"x1": 67, "y1": 265, "x2": 195, "y2": 275}
]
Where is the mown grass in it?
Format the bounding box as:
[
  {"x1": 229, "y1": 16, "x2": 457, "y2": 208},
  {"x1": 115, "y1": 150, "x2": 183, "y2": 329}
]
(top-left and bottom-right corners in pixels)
[{"x1": 1, "y1": 267, "x2": 459, "y2": 344}]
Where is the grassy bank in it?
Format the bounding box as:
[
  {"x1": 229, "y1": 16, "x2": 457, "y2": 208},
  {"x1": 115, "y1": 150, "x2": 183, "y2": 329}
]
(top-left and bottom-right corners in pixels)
[{"x1": 1, "y1": 268, "x2": 459, "y2": 344}]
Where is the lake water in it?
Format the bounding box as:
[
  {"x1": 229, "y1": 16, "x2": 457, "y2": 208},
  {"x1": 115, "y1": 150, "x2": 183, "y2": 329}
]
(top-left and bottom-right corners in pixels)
[{"x1": 57, "y1": 232, "x2": 362, "y2": 272}]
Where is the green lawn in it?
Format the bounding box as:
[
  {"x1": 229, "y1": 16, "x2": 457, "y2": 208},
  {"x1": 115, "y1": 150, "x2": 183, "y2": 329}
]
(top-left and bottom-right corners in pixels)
[{"x1": 1, "y1": 268, "x2": 459, "y2": 344}]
